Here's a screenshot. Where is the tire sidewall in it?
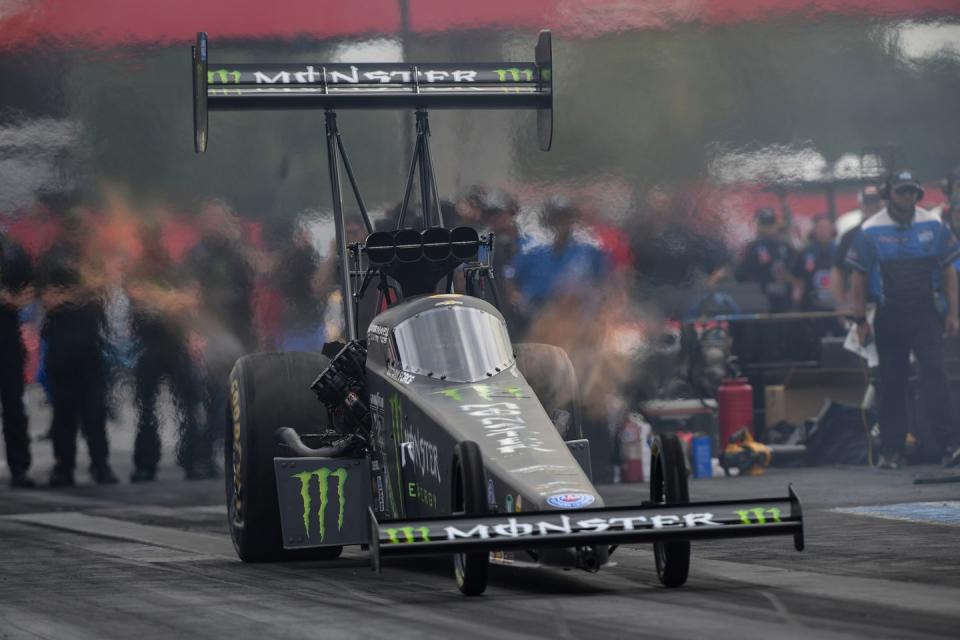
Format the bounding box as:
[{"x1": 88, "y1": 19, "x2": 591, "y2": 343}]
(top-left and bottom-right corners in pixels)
[{"x1": 225, "y1": 352, "x2": 331, "y2": 562}]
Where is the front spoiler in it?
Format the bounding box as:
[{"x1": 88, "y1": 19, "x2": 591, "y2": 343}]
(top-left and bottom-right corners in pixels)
[{"x1": 370, "y1": 486, "x2": 803, "y2": 572}]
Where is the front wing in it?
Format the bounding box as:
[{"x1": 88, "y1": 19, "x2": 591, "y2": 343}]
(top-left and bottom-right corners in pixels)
[{"x1": 369, "y1": 487, "x2": 803, "y2": 572}]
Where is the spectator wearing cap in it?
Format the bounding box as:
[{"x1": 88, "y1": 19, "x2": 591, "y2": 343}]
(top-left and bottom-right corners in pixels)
[
  {"x1": 847, "y1": 170, "x2": 960, "y2": 469},
  {"x1": 735, "y1": 208, "x2": 796, "y2": 313},
  {"x1": 509, "y1": 196, "x2": 608, "y2": 317},
  {"x1": 791, "y1": 215, "x2": 836, "y2": 311},
  {"x1": 831, "y1": 184, "x2": 884, "y2": 312},
  {"x1": 836, "y1": 184, "x2": 884, "y2": 238}
]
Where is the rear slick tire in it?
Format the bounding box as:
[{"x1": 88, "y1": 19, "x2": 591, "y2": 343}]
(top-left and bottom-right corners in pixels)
[
  {"x1": 512, "y1": 343, "x2": 582, "y2": 440},
  {"x1": 226, "y1": 351, "x2": 342, "y2": 562},
  {"x1": 452, "y1": 441, "x2": 489, "y2": 596},
  {"x1": 651, "y1": 433, "x2": 691, "y2": 587}
]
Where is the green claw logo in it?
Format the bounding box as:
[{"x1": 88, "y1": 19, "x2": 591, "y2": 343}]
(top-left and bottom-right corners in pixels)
[
  {"x1": 293, "y1": 468, "x2": 348, "y2": 541},
  {"x1": 493, "y1": 67, "x2": 534, "y2": 82},
  {"x1": 736, "y1": 507, "x2": 782, "y2": 525},
  {"x1": 383, "y1": 526, "x2": 431, "y2": 544},
  {"x1": 208, "y1": 69, "x2": 241, "y2": 84}
]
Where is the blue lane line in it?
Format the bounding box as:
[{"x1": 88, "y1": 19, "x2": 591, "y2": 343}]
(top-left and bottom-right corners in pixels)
[{"x1": 834, "y1": 501, "x2": 960, "y2": 526}]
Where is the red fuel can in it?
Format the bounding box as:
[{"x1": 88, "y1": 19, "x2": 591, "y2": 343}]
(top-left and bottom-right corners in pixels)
[{"x1": 717, "y1": 377, "x2": 754, "y2": 444}]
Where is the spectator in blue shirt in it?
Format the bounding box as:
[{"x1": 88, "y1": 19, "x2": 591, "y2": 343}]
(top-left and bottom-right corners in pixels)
[
  {"x1": 846, "y1": 170, "x2": 960, "y2": 469},
  {"x1": 509, "y1": 196, "x2": 608, "y2": 319}
]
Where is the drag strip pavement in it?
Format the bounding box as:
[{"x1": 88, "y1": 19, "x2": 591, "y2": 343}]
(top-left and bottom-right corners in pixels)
[{"x1": 1, "y1": 507, "x2": 958, "y2": 640}]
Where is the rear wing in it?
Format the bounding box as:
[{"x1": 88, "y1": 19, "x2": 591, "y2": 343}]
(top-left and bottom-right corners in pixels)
[{"x1": 192, "y1": 30, "x2": 553, "y2": 153}]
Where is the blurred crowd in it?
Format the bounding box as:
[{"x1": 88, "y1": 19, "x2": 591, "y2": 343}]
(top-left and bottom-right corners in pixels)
[
  {"x1": 0, "y1": 192, "x2": 354, "y2": 488},
  {"x1": 2, "y1": 166, "x2": 960, "y2": 486}
]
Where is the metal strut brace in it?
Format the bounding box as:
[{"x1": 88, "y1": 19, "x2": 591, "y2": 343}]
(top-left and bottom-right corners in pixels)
[
  {"x1": 325, "y1": 109, "x2": 357, "y2": 341},
  {"x1": 419, "y1": 110, "x2": 445, "y2": 228},
  {"x1": 396, "y1": 109, "x2": 443, "y2": 230}
]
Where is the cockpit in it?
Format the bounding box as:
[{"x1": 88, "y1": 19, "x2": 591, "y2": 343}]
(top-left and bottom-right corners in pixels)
[{"x1": 391, "y1": 305, "x2": 514, "y2": 383}]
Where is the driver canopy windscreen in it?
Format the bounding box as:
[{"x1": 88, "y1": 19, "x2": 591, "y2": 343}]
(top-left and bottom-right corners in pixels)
[{"x1": 393, "y1": 306, "x2": 514, "y2": 383}]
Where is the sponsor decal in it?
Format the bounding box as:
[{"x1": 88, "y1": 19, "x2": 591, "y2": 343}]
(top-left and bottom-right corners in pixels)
[
  {"x1": 375, "y1": 474, "x2": 386, "y2": 514},
  {"x1": 368, "y1": 323, "x2": 389, "y2": 344},
  {"x1": 207, "y1": 65, "x2": 538, "y2": 88},
  {"x1": 401, "y1": 426, "x2": 441, "y2": 483},
  {"x1": 438, "y1": 384, "x2": 526, "y2": 402},
  {"x1": 209, "y1": 68, "x2": 241, "y2": 84},
  {"x1": 292, "y1": 467, "x2": 347, "y2": 542},
  {"x1": 456, "y1": 402, "x2": 553, "y2": 455},
  {"x1": 385, "y1": 368, "x2": 415, "y2": 385},
  {"x1": 546, "y1": 493, "x2": 596, "y2": 509},
  {"x1": 230, "y1": 378, "x2": 242, "y2": 518},
  {"x1": 383, "y1": 526, "x2": 432, "y2": 544},
  {"x1": 493, "y1": 67, "x2": 534, "y2": 82},
  {"x1": 370, "y1": 393, "x2": 397, "y2": 516},
  {"x1": 407, "y1": 482, "x2": 438, "y2": 509},
  {"x1": 487, "y1": 479, "x2": 496, "y2": 506},
  {"x1": 434, "y1": 300, "x2": 463, "y2": 306},
  {"x1": 389, "y1": 393, "x2": 406, "y2": 518},
  {"x1": 736, "y1": 507, "x2": 782, "y2": 525},
  {"x1": 440, "y1": 512, "x2": 720, "y2": 541}
]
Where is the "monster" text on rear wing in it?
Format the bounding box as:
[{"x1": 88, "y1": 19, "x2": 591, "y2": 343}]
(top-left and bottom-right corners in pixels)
[{"x1": 192, "y1": 31, "x2": 553, "y2": 153}]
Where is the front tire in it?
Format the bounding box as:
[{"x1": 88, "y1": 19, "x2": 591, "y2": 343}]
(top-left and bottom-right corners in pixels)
[
  {"x1": 452, "y1": 441, "x2": 489, "y2": 596},
  {"x1": 651, "y1": 433, "x2": 690, "y2": 587},
  {"x1": 226, "y1": 351, "x2": 341, "y2": 562}
]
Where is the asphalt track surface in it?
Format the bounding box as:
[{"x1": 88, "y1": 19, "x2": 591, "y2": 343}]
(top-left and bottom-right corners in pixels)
[{"x1": 1, "y1": 393, "x2": 959, "y2": 639}]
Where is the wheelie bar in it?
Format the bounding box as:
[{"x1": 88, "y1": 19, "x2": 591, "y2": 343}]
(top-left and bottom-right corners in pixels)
[{"x1": 369, "y1": 486, "x2": 803, "y2": 572}]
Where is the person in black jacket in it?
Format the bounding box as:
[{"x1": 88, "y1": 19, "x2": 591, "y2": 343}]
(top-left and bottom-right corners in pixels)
[
  {"x1": 791, "y1": 215, "x2": 836, "y2": 311},
  {"x1": 126, "y1": 233, "x2": 203, "y2": 482},
  {"x1": 0, "y1": 230, "x2": 35, "y2": 488},
  {"x1": 736, "y1": 208, "x2": 796, "y2": 313},
  {"x1": 37, "y1": 230, "x2": 117, "y2": 486},
  {"x1": 181, "y1": 201, "x2": 256, "y2": 479}
]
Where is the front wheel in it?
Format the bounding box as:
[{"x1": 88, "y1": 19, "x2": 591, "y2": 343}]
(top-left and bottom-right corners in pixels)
[
  {"x1": 651, "y1": 433, "x2": 691, "y2": 587},
  {"x1": 452, "y1": 441, "x2": 489, "y2": 596}
]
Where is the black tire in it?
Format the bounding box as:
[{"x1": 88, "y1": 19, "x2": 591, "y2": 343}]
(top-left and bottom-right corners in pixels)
[
  {"x1": 513, "y1": 343, "x2": 582, "y2": 440},
  {"x1": 452, "y1": 441, "x2": 489, "y2": 596},
  {"x1": 650, "y1": 433, "x2": 691, "y2": 587},
  {"x1": 226, "y1": 351, "x2": 342, "y2": 562}
]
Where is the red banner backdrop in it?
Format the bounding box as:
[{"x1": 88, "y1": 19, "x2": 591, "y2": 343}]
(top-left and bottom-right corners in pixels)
[{"x1": 1, "y1": 0, "x2": 957, "y2": 48}]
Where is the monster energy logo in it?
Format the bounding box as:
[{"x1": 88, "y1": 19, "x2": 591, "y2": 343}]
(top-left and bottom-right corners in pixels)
[
  {"x1": 736, "y1": 507, "x2": 782, "y2": 525},
  {"x1": 383, "y1": 526, "x2": 431, "y2": 544},
  {"x1": 208, "y1": 68, "x2": 241, "y2": 84},
  {"x1": 493, "y1": 67, "x2": 534, "y2": 82},
  {"x1": 292, "y1": 468, "x2": 347, "y2": 542}
]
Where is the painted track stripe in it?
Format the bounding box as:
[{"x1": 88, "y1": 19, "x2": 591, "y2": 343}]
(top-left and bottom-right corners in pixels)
[
  {"x1": 1, "y1": 512, "x2": 236, "y2": 558},
  {"x1": 832, "y1": 501, "x2": 960, "y2": 526}
]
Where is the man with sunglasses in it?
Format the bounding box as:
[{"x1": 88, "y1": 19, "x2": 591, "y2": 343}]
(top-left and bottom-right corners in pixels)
[{"x1": 846, "y1": 170, "x2": 960, "y2": 470}]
